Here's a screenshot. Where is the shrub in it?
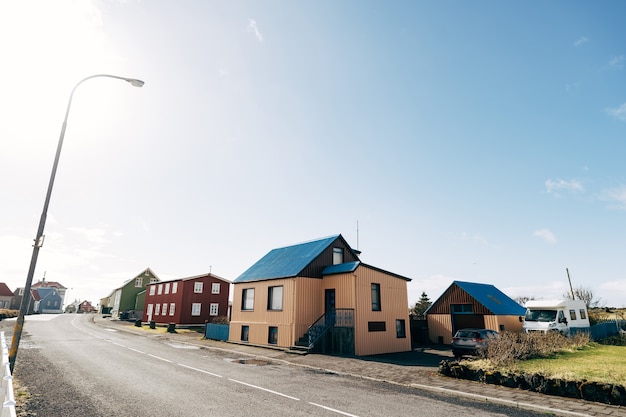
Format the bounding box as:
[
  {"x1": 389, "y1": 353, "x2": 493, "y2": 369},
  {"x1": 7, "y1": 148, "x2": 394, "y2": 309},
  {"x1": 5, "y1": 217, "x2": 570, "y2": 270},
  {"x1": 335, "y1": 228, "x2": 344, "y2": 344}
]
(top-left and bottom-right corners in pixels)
[{"x1": 484, "y1": 331, "x2": 590, "y2": 367}]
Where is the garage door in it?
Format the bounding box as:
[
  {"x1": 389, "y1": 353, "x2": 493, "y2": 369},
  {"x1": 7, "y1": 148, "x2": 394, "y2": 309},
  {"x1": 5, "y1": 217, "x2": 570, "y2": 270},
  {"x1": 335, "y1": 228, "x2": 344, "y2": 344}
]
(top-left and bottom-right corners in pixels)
[{"x1": 452, "y1": 314, "x2": 485, "y2": 333}]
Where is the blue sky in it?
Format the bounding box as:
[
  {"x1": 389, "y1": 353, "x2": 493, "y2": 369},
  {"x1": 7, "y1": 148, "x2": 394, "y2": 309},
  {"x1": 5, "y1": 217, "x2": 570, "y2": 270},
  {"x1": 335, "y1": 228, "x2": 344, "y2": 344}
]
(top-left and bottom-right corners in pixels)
[{"x1": 1, "y1": 1, "x2": 625, "y2": 308}]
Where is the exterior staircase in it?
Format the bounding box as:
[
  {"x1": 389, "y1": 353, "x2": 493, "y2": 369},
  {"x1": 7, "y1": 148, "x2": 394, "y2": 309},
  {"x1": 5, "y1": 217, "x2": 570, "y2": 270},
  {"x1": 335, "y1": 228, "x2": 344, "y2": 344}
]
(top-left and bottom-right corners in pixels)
[{"x1": 290, "y1": 309, "x2": 354, "y2": 354}]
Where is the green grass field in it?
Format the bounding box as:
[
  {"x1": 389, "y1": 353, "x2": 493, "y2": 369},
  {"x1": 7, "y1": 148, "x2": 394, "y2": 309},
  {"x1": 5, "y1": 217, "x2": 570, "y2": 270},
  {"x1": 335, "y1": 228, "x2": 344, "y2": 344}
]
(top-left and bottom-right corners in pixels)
[{"x1": 496, "y1": 343, "x2": 626, "y2": 386}]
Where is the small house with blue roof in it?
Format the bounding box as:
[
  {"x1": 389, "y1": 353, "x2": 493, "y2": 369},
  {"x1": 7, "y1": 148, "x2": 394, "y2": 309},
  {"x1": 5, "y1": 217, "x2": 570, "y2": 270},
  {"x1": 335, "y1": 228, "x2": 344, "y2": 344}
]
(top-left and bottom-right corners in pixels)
[
  {"x1": 425, "y1": 281, "x2": 526, "y2": 344},
  {"x1": 229, "y1": 234, "x2": 412, "y2": 356}
]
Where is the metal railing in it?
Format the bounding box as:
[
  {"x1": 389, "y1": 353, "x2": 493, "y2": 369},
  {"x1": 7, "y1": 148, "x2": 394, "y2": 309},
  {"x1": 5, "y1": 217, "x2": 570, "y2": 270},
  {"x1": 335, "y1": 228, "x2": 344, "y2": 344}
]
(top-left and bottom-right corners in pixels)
[
  {"x1": 307, "y1": 308, "x2": 354, "y2": 347},
  {"x1": 0, "y1": 333, "x2": 16, "y2": 417}
]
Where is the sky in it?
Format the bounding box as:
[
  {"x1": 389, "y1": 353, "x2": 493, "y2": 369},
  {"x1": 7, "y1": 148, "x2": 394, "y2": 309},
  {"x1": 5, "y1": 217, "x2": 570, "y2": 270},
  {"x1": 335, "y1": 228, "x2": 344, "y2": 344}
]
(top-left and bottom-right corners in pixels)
[{"x1": 1, "y1": 1, "x2": 626, "y2": 309}]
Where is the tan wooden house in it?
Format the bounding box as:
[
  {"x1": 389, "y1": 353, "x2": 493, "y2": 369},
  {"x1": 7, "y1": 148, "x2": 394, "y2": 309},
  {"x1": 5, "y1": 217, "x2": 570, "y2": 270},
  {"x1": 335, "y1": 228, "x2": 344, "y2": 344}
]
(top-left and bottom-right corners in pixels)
[
  {"x1": 426, "y1": 281, "x2": 526, "y2": 344},
  {"x1": 229, "y1": 234, "x2": 412, "y2": 356}
]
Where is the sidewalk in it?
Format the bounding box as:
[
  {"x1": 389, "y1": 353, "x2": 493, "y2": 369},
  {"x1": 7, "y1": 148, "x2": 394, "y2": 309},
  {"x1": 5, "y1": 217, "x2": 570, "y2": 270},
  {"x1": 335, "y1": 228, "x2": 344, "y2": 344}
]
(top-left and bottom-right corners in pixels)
[{"x1": 99, "y1": 318, "x2": 625, "y2": 417}]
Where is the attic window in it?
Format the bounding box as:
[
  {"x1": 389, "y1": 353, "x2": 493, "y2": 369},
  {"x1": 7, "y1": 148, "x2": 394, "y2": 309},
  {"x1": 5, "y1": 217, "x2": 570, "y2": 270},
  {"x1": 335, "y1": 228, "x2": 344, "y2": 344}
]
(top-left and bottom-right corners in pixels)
[
  {"x1": 333, "y1": 247, "x2": 343, "y2": 265},
  {"x1": 451, "y1": 304, "x2": 473, "y2": 314}
]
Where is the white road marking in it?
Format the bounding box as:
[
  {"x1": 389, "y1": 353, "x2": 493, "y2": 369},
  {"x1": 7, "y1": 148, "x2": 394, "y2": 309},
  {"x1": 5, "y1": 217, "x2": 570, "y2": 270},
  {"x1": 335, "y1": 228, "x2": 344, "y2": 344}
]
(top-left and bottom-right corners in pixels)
[
  {"x1": 148, "y1": 354, "x2": 173, "y2": 363},
  {"x1": 309, "y1": 402, "x2": 360, "y2": 417},
  {"x1": 112, "y1": 342, "x2": 127, "y2": 348},
  {"x1": 128, "y1": 347, "x2": 144, "y2": 354},
  {"x1": 178, "y1": 364, "x2": 223, "y2": 378},
  {"x1": 228, "y1": 378, "x2": 300, "y2": 401}
]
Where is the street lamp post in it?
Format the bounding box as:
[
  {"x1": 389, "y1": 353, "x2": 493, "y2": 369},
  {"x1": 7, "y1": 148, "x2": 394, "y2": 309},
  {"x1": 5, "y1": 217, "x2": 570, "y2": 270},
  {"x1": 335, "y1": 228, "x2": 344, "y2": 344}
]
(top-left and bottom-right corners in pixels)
[{"x1": 9, "y1": 74, "x2": 144, "y2": 372}]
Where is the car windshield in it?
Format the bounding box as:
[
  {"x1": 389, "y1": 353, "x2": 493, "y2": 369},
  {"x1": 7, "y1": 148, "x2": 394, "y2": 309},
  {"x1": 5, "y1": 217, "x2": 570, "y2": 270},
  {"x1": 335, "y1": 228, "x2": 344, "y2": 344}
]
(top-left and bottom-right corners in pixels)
[
  {"x1": 525, "y1": 309, "x2": 557, "y2": 322},
  {"x1": 455, "y1": 330, "x2": 479, "y2": 338}
]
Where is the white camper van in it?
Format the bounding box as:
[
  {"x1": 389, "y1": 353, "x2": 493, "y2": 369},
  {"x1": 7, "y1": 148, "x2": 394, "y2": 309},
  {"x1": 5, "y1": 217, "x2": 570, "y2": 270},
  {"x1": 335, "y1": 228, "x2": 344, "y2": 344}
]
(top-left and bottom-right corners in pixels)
[{"x1": 523, "y1": 299, "x2": 590, "y2": 336}]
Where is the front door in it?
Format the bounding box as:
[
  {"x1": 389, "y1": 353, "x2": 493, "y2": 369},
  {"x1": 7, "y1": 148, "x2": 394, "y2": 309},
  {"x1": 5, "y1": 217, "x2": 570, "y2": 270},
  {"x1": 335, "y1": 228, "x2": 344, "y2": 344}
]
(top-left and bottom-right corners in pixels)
[{"x1": 325, "y1": 289, "x2": 336, "y2": 327}]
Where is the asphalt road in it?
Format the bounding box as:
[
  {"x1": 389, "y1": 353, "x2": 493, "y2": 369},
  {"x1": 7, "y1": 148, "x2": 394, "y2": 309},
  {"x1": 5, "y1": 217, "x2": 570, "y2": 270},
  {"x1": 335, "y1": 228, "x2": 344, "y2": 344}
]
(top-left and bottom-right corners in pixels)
[{"x1": 5, "y1": 314, "x2": 549, "y2": 417}]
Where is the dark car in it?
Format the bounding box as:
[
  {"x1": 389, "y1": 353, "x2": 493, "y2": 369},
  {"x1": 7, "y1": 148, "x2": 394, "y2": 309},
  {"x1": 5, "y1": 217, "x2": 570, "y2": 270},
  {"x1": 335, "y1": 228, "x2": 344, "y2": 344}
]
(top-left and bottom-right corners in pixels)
[{"x1": 451, "y1": 328, "x2": 499, "y2": 359}]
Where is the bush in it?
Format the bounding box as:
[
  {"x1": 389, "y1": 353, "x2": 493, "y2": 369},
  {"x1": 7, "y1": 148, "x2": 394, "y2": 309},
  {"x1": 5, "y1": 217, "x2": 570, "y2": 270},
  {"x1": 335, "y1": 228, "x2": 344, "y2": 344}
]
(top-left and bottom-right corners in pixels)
[{"x1": 484, "y1": 331, "x2": 590, "y2": 367}]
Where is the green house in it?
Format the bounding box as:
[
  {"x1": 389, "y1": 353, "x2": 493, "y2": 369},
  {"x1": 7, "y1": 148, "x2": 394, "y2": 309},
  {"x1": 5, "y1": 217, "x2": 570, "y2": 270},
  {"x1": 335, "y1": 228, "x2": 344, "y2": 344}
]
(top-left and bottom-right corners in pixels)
[{"x1": 110, "y1": 268, "x2": 159, "y2": 320}]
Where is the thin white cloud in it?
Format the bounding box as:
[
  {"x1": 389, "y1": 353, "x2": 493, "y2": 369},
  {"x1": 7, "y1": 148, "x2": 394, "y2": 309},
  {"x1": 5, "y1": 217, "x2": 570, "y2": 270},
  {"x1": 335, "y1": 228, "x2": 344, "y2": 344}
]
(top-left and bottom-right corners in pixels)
[
  {"x1": 533, "y1": 229, "x2": 557, "y2": 245},
  {"x1": 608, "y1": 55, "x2": 624, "y2": 70},
  {"x1": 603, "y1": 186, "x2": 626, "y2": 209},
  {"x1": 68, "y1": 227, "x2": 110, "y2": 244},
  {"x1": 247, "y1": 18, "x2": 263, "y2": 42},
  {"x1": 545, "y1": 179, "x2": 584, "y2": 193},
  {"x1": 606, "y1": 102, "x2": 626, "y2": 121},
  {"x1": 573, "y1": 36, "x2": 588, "y2": 47}
]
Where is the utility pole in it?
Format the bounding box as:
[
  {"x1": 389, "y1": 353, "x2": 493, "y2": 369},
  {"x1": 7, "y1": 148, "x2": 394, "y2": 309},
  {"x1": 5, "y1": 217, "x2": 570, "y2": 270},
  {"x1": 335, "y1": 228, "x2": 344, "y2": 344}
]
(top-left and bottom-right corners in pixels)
[{"x1": 566, "y1": 268, "x2": 575, "y2": 300}]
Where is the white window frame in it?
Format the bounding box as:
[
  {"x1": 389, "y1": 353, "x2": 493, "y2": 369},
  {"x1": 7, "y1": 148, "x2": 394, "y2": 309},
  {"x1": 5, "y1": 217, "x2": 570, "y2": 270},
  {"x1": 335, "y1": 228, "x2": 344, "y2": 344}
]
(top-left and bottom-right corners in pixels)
[
  {"x1": 149, "y1": 285, "x2": 155, "y2": 296},
  {"x1": 267, "y1": 286, "x2": 283, "y2": 311},
  {"x1": 242, "y1": 288, "x2": 255, "y2": 311},
  {"x1": 157, "y1": 284, "x2": 163, "y2": 295},
  {"x1": 191, "y1": 303, "x2": 201, "y2": 316},
  {"x1": 211, "y1": 283, "x2": 220, "y2": 294},
  {"x1": 169, "y1": 303, "x2": 175, "y2": 316},
  {"x1": 194, "y1": 282, "x2": 203, "y2": 293},
  {"x1": 155, "y1": 303, "x2": 161, "y2": 316},
  {"x1": 164, "y1": 283, "x2": 170, "y2": 294},
  {"x1": 209, "y1": 303, "x2": 219, "y2": 316},
  {"x1": 162, "y1": 303, "x2": 167, "y2": 315},
  {"x1": 135, "y1": 277, "x2": 143, "y2": 287}
]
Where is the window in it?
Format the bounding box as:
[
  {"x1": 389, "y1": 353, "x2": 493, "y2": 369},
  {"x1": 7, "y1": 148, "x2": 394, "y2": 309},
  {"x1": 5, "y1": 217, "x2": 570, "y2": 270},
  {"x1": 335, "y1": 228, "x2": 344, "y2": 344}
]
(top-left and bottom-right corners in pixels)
[
  {"x1": 135, "y1": 277, "x2": 143, "y2": 287},
  {"x1": 451, "y1": 304, "x2": 473, "y2": 314},
  {"x1": 146, "y1": 304, "x2": 153, "y2": 317},
  {"x1": 47, "y1": 301, "x2": 51, "y2": 307},
  {"x1": 164, "y1": 283, "x2": 170, "y2": 294},
  {"x1": 18, "y1": 288, "x2": 24, "y2": 296},
  {"x1": 569, "y1": 309, "x2": 577, "y2": 320},
  {"x1": 371, "y1": 283, "x2": 381, "y2": 311},
  {"x1": 396, "y1": 319, "x2": 406, "y2": 338},
  {"x1": 149, "y1": 286, "x2": 155, "y2": 296},
  {"x1": 268, "y1": 326, "x2": 278, "y2": 344},
  {"x1": 157, "y1": 284, "x2": 163, "y2": 295},
  {"x1": 150, "y1": 278, "x2": 159, "y2": 284},
  {"x1": 194, "y1": 282, "x2": 203, "y2": 293},
  {"x1": 580, "y1": 309, "x2": 587, "y2": 320},
  {"x1": 241, "y1": 325, "x2": 249, "y2": 342},
  {"x1": 242, "y1": 288, "x2": 255, "y2": 311},
  {"x1": 172, "y1": 282, "x2": 178, "y2": 294},
  {"x1": 212, "y1": 283, "x2": 221, "y2": 294},
  {"x1": 368, "y1": 321, "x2": 386, "y2": 332},
  {"x1": 169, "y1": 304, "x2": 175, "y2": 316},
  {"x1": 162, "y1": 303, "x2": 168, "y2": 315},
  {"x1": 210, "y1": 303, "x2": 219, "y2": 316},
  {"x1": 191, "y1": 303, "x2": 201, "y2": 316},
  {"x1": 333, "y1": 247, "x2": 343, "y2": 265},
  {"x1": 155, "y1": 304, "x2": 161, "y2": 316},
  {"x1": 54, "y1": 301, "x2": 58, "y2": 307},
  {"x1": 267, "y1": 286, "x2": 283, "y2": 311}
]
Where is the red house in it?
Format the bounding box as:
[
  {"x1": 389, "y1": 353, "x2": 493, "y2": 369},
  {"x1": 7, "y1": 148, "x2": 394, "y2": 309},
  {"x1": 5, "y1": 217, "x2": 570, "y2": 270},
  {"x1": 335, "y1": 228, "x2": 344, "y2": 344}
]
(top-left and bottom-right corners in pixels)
[{"x1": 143, "y1": 272, "x2": 230, "y2": 325}]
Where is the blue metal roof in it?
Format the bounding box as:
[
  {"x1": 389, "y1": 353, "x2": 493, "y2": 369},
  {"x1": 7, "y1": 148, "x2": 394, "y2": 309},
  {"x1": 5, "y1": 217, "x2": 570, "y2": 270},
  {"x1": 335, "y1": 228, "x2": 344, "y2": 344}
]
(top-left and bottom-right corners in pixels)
[
  {"x1": 234, "y1": 235, "x2": 341, "y2": 283},
  {"x1": 454, "y1": 281, "x2": 526, "y2": 316},
  {"x1": 322, "y1": 261, "x2": 360, "y2": 276}
]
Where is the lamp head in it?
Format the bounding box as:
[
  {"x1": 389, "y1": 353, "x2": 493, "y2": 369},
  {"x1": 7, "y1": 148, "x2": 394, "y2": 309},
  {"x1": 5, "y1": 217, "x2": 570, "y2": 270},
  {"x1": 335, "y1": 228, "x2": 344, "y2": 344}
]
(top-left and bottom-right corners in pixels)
[{"x1": 127, "y1": 79, "x2": 145, "y2": 88}]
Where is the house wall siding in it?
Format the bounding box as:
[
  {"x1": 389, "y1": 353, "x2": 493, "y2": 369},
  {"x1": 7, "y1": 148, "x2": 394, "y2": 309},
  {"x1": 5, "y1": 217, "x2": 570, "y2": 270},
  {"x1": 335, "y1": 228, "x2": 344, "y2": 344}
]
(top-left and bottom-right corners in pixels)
[
  {"x1": 353, "y1": 266, "x2": 411, "y2": 356},
  {"x1": 293, "y1": 278, "x2": 324, "y2": 343},
  {"x1": 427, "y1": 313, "x2": 454, "y2": 344},
  {"x1": 230, "y1": 278, "x2": 299, "y2": 347}
]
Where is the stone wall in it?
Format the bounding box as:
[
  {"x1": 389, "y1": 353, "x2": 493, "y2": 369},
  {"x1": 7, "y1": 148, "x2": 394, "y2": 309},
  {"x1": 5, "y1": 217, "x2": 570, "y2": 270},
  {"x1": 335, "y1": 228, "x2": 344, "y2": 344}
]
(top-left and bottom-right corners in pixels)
[{"x1": 439, "y1": 360, "x2": 626, "y2": 406}]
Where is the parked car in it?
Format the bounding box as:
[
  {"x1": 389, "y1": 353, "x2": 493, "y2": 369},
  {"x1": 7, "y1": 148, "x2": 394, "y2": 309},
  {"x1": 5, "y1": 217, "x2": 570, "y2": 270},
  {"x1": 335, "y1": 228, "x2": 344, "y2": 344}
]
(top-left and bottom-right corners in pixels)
[{"x1": 451, "y1": 328, "x2": 499, "y2": 359}]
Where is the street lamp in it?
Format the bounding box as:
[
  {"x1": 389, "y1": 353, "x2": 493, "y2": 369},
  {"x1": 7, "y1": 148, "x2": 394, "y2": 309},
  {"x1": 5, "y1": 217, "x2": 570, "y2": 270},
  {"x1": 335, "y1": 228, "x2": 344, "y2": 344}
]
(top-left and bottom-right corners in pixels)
[{"x1": 9, "y1": 74, "x2": 144, "y2": 372}]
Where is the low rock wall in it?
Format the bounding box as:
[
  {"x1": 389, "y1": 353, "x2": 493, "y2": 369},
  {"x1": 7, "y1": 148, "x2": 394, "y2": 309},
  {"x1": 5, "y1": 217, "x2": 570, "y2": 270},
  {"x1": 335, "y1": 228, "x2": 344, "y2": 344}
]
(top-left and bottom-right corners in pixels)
[{"x1": 439, "y1": 360, "x2": 626, "y2": 406}]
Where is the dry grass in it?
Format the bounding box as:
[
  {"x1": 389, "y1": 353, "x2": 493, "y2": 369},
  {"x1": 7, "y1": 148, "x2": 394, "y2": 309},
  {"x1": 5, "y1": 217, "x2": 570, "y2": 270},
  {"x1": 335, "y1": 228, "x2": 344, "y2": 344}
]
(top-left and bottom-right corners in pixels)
[{"x1": 465, "y1": 331, "x2": 626, "y2": 386}]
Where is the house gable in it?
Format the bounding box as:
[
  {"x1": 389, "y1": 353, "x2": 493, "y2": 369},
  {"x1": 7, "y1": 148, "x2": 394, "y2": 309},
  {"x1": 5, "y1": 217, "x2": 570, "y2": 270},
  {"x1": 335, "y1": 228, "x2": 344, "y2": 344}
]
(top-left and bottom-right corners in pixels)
[
  {"x1": 235, "y1": 234, "x2": 359, "y2": 283},
  {"x1": 426, "y1": 281, "x2": 525, "y2": 316}
]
